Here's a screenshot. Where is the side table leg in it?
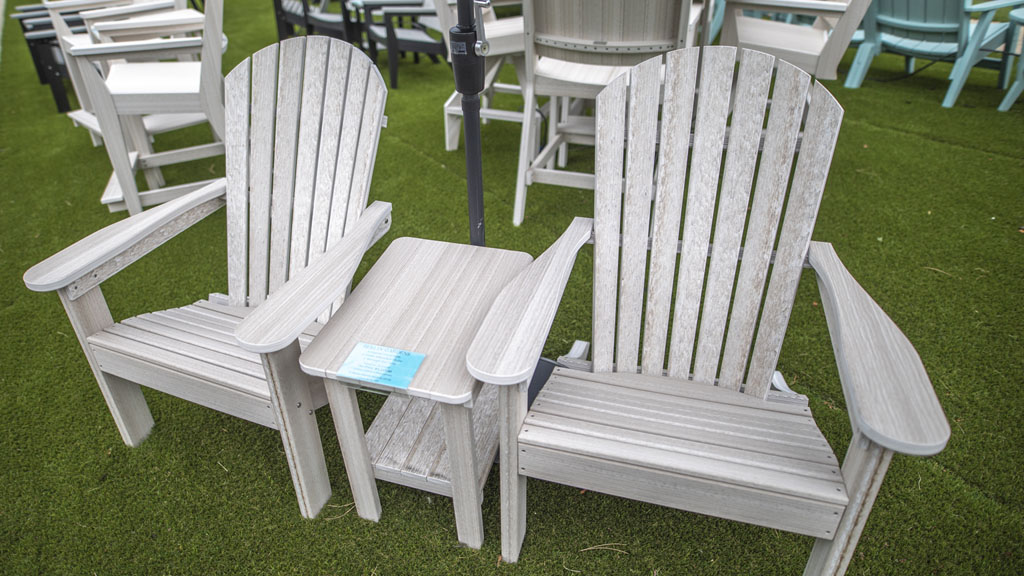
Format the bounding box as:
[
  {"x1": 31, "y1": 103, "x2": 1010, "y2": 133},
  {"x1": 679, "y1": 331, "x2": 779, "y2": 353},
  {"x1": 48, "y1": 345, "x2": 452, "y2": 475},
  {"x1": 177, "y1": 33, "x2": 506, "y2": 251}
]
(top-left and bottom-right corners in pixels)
[
  {"x1": 325, "y1": 381, "x2": 382, "y2": 522},
  {"x1": 442, "y1": 403, "x2": 484, "y2": 549}
]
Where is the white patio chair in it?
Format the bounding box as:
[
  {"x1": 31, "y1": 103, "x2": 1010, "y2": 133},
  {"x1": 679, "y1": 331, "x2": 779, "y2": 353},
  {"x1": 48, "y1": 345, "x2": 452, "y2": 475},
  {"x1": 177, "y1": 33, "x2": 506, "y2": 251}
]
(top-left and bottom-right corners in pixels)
[
  {"x1": 468, "y1": 45, "x2": 950, "y2": 574},
  {"x1": 23, "y1": 37, "x2": 391, "y2": 519}
]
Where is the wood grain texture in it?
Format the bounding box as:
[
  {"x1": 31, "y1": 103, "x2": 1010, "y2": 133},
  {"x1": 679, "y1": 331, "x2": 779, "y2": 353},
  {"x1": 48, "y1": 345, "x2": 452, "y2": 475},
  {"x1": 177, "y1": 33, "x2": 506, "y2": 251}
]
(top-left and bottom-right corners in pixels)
[
  {"x1": 307, "y1": 40, "x2": 353, "y2": 263},
  {"x1": 467, "y1": 217, "x2": 592, "y2": 386},
  {"x1": 301, "y1": 237, "x2": 533, "y2": 403},
  {"x1": 325, "y1": 382, "x2": 382, "y2": 521},
  {"x1": 225, "y1": 57, "x2": 251, "y2": 306},
  {"x1": 746, "y1": 82, "x2": 843, "y2": 398},
  {"x1": 235, "y1": 201, "x2": 392, "y2": 354},
  {"x1": 247, "y1": 44, "x2": 280, "y2": 307},
  {"x1": 718, "y1": 60, "x2": 810, "y2": 389},
  {"x1": 591, "y1": 72, "x2": 627, "y2": 372},
  {"x1": 262, "y1": 342, "x2": 332, "y2": 519},
  {"x1": 268, "y1": 38, "x2": 305, "y2": 293},
  {"x1": 692, "y1": 49, "x2": 773, "y2": 384},
  {"x1": 808, "y1": 242, "x2": 949, "y2": 455},
  {"x1": 667, "y1": 45, "x2": 735, "y2": 379},
  {"x1": 641, "y1": 48, "x2": 698, "y2": 375},
  {"x1": 498, "y1": 382, "x2": 529, "y2": 562},
  {"x1": 442, "y1": 403, "x2": 485, "y2": 548},
  {"x1": 614, "y1": 57, "x2": 661, "y2": 373},
  {"x1": 289, "y1": 36, "x2": 330, "y2": 277}
]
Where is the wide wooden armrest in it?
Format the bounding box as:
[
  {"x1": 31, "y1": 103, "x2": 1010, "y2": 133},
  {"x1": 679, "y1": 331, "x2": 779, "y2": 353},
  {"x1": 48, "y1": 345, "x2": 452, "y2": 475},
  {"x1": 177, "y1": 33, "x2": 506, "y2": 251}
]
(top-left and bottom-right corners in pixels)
[
  {"x1": 235, "y1": 201, "x2": 393, "y2": 354},
  {"x1": 24, "y1": 180, "x2": 226, "y2": 293},
  {"x1": 969, "y1": 0, "x2": 1024, "y2": 13},
  {"x1": 67, "y1": 34, "x2": 202, "y2": 58},
  {"x1": 91, "y1": 9, "x2": 203, "y2": 35},
  {"x1": 808, "y1": 241, "x2": 950, "y2": 457},
  {"x1": 79, "y1": 0, "x2": 175, "y2": 21},
  {"x1": 725, "y1": 0, "x2": 848, "y2": 15},
  {"x1": 467, "y1": 217, "x2": 593, "y2": 386}
]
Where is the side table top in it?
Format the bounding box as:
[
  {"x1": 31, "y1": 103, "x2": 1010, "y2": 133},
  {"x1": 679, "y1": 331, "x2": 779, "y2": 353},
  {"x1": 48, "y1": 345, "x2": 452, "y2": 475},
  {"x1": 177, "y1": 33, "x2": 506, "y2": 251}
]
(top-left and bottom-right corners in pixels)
[{"x1": 300, "y1": 237, "x2": 533, "y2": 404}]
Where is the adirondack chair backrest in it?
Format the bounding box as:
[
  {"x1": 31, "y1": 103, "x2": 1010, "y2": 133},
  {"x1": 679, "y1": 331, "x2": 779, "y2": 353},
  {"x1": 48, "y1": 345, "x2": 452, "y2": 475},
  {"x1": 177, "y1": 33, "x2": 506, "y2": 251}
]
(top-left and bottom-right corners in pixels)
[
  {"x1": 223, "y1": 36, "x2": 387, "y2": 309},
  {"x1": 524, "y1": 0, "x2": 692, "y2": 67},
  {"x1": 591, "y1": 45, "x2": 843, "y2": 399},
  {"x1": 873, "y1": 0, "x2": 966, "y2": 51}
]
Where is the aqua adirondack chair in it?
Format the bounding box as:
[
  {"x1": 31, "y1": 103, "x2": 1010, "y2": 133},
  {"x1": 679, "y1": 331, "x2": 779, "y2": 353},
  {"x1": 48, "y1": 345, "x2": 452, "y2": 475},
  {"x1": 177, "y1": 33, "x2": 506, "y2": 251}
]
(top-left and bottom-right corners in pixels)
[{"x1": 844, "y1": 0, "x2": 1024, "y2": 108}]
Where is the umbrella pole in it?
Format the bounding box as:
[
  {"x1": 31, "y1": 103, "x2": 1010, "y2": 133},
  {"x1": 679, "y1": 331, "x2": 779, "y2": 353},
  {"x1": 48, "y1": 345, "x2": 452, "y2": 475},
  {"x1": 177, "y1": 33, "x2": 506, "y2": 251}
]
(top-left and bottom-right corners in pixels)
[{"x1": 450, "y1": 0, "x2": 489, "y2": 247}]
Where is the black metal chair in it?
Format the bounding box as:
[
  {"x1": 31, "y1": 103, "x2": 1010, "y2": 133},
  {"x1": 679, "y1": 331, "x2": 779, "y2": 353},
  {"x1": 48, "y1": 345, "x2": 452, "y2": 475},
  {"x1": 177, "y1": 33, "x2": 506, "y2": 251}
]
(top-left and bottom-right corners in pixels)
[{"x1": 362, "y1": 0, "x2": 445, "y2": 88}]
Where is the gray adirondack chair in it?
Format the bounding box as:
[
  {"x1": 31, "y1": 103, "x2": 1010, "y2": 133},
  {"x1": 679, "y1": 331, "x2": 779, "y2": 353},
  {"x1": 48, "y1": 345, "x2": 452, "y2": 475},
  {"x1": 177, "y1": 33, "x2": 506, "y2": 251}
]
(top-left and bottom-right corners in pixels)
[
  {"x1": 23, "y1": 37, "x2": 390, "y2": 520},
  {"x1": 844, "y1": 0, "x2": 1024, "y2": 108},
  {"x1": 65, "y1": 0, "x2": 226, "y2": 214},
  {"x1": 721, "y1": 0, "x2": 872, "y2": 80},
  {"x1": 468, "y1": 45, "x2": 950, "y2": 574}
]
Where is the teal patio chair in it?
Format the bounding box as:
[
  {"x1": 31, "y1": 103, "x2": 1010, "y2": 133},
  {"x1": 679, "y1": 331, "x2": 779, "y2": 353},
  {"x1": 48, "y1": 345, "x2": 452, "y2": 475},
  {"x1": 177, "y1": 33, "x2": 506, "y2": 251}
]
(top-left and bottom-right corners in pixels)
[{"x1": 844, "y1": 0, "x2": 1024, "y2": 108}]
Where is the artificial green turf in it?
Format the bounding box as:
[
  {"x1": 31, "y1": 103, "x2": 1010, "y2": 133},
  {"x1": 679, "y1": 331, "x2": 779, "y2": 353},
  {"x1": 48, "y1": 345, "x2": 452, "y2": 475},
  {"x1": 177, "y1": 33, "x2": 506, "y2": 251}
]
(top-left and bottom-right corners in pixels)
[{"x1": 2, "y1": 1, "x2": 1023, "y2": 574}]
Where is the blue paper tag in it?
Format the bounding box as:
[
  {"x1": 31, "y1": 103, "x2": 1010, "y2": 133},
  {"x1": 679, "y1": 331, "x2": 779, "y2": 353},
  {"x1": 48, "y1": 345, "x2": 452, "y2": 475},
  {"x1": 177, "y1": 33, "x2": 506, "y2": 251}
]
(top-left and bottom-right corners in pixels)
[{"x1": 336, "y1": 342, "x2": 425, "y2": 390}]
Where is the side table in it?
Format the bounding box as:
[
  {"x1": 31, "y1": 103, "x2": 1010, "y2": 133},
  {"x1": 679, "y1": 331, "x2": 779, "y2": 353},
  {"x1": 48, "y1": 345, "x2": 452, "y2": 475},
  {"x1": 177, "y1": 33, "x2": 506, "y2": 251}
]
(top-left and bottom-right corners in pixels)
[{"x1": 300, "y1": 237, "x2": 532, "y2": 548}]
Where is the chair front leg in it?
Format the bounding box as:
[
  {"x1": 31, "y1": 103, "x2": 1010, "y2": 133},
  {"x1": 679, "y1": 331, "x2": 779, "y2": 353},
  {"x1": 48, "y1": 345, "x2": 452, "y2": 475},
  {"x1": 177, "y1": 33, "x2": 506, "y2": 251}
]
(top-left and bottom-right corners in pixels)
[
  {"x1": 513, "y1": 81, "x2": 537, "y2": 227},
  {"x1": 59, "y1": 287, "x2": 154, "y2": 446},
  {"x1": 261, "y1": 341, "x2": 332, "y2": 519},
  {"x1": 499, "y1": 381, "x2": 529, "y2": 562},
  {"x1": 803, "y1": 432, "x2": 894, "y2": 576}
]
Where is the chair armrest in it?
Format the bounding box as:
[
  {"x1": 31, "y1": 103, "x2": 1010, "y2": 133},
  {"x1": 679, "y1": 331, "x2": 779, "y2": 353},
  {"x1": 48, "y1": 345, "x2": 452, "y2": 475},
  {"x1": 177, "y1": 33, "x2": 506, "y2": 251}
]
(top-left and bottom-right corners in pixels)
[
  {"x1": 466, "y1": 217, "x2": 593, "y2": 386},
  {"x1": 968, "y1": 0, "x2": 1024, "y2": 13},
  {"x1": 808, "y1": 241, "x2": 950, "y2": 457},
  {"x1": 67, "y1": 34, "x2": 202, "y2": 58},
  {"x1": 79, "y1": 0, "x2": 176, "y2": 21},
  {"x1": 91, "y1": 9, "x2": 204, "y2": 38},
  {"x1": 24, "y1": 179, "x2": 226, "y2": 293},
  {"x1": 235, "y1": 201, "x2": 393, "y2": 354},
  {"x1": 725, "y1": 0, "x2": 848, "y2": 15}
]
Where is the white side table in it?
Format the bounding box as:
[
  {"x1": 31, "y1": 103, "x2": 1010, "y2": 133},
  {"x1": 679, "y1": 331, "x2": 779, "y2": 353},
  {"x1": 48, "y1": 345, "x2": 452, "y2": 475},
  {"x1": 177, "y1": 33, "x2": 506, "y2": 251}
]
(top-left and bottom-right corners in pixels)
[{"x1": 300, "y1": 237, "x2": 532, "y2": 548}]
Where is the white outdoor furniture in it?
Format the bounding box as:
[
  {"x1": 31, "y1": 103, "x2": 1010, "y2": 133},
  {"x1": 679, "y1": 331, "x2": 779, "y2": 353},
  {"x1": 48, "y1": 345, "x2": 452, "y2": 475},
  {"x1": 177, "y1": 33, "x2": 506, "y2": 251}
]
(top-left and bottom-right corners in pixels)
[
  {"x1": 24, "y1": 36, "x2": 390, "y2": 520},
  {"x1": 721, "y1": 0, "x2": 871, "y2": 80},
  {"x1": 430, "y1": 0, "x2": 537, "y2": 152},
  {"x1": 294, "y1": 237, "x2": 532, "y2": 549},
  {"x1": 44, "y1": 0, "x2": 210, "y2": 210},
  {"x1": 1000, "y1": 8, "x2": 1024, "y2": 111},
  {"x1": 65, "y1": 0, "x2": 226, "y2": 214},
  {"x1": 513, "y1": 0, "x2": 702, "y2": 226},
  {"x1": 467, "y1": 45, "x2": 950, "y2": 574}
]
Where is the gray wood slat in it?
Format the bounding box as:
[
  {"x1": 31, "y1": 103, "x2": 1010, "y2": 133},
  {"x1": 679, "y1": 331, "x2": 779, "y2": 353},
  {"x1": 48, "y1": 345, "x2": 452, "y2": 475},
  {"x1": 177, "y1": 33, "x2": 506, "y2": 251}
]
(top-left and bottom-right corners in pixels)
[
  {"x1": 533, "y1": 379, "x2": 828, "y2": 446},
  {"x1": 88, "y1": 331, "x2": 268, "y2": 400},
  {"x1": 326, "y1": 48, "x2": 369, "y2": 250},
  {"x1": 692, "y1": 49, "x2": 773, "y2": 385},
  {"x1": 745, "y1": 82, "x2": 843, "y2": 397},
  {"x1": 289, "y1": 36, "x2": 331, "y2": 276},
  {"x1": 308, "y1": 41, "x2": 352, "y2": 262},
  {"x1": 641, "y1": 49, "x2": 698, "y2": 375},
  {"x1": 667, "y1": 46, "x2": 735, "y2": 379},
  {"x1": 269, "y1": 38, "x2": 305, "y2": 293},
  {"x1": 614, "y1": 57, "x2": 661, "y2": 373},
  {"x1": 518, "y1": 424, "x2": 845, "y2": 505},
  {"x1": 524, "y1": 410, "x2": 840, "y2": 480},
  {"x1": 364, "y1": 384, "x2": 500, "y2": 496},
  {"x1": 718, "y1": 61, "x2": 810, "y2": 390},
  {"x1": 518, "y1": 443, "x2": 844, "y2": 539},
  {"x1": 224, "y1": 55, "x2": 250, "y2": 306},
  {"x1": 591, "y1": 72, "x2": 628, "y2": 372},
  {"x1": 247, "y1": 44, "x2": 280, "y2": 306}
]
